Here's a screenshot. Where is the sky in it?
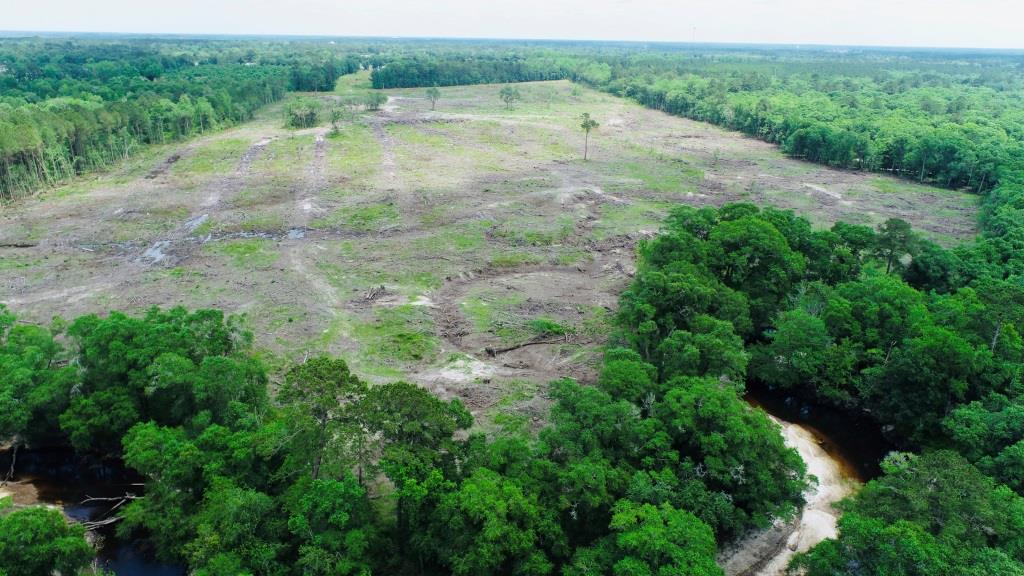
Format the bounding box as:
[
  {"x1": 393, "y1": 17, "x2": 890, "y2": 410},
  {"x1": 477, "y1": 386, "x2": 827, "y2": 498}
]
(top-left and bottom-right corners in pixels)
[{"x1": 3, "y1": 0, "x2": 1023, "y2": 50}]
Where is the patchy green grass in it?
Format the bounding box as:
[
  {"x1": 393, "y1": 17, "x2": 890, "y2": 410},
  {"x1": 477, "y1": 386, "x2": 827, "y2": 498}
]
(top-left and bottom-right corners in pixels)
[
  {"x1": 172, "y1": 138, "x2": 251, "y2": 176},
  {"x1": 192, "y1": 218, "x2": 216, "y2": 236},
  {"x1": 411, "y1": 225, "x2": 487, "y2": 253},
  {"x1": 460, "y1": 291, "x2": 573, "y2": 344},
  {"x1": 206, "y1": 238, "x2": 279, "y2": 268},
  {"x1": 313, "y1": 202, "x2": 400, "y2": 231},
  {"x1": 327, "y1": 124, "x2": 381, "y2": 188},
  {"x1": 231, "y1": 182, "x2": 293, "y2": 208},
  {"x1": 528, "y1": 317, "x2": 573, "y2": 337},
  {"x1": 491, "y1": 214, "x2": 575, "y2": 247},
  {"x1": 0, "y1": 256, "x2": 42, "y2": 271},
  {"x1": 489, "y1": 250, "x2": 543, "y2": 268},
  {"x1": 592, "y1": 200, "x2": 672, "y2": 240},
  {"x1": 352, "y1": 305, "x2": 438, "y2": 363},
  {"x1": 334, "y1": 70, "x2": 375, "y2": 96},
  {"x1": 599, "y1": 147, "x2": 704, "y2": 194},
  {"x1": 552, "y1": 248, "x2": 592, "y2": 266},
  {"x1": 461, "y1": 292, "x2": 526, "y2": 334},
  {"x1": 578, "y1": 306, "x2": 614, "y2": 340},
  {"x1": 255, "y1": 136, "x2": 312, "y2": 176},
  {"x1": 388, "y1": 124, "x2": 450, "y2": 148},
  {"x1": 233, "y1": 213, "x2": 287, "y2": 233},
  {"x1": 872, "y1": 178, "x2": 901, "y2": 195}
]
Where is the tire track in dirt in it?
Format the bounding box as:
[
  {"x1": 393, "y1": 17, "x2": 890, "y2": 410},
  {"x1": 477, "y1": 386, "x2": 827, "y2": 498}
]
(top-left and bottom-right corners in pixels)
[
  {"x1": 285, "y1": 129, "x2": 343, "y2": 319},
  {"x1": 139, "y1": 136, "x2": 274, "y2": 266},
  {"x1": 293, "y1": 130, "x2": 329, "y2": 228},
  {"x1": 201, "y1": 136, "x2": 274, "y2": 209},
  {"x1": 369, "y1": 118, "x2": 400, "y2": 193}
]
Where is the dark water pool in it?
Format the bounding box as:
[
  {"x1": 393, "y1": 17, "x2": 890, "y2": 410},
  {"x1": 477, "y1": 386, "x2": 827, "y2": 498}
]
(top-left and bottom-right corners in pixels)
[
  {"x1": 0, "y1": 448, "x2": 185, "y2": 576},
  {"x1": 744, "y1": 382, "x2": 895, "y2": 481}
]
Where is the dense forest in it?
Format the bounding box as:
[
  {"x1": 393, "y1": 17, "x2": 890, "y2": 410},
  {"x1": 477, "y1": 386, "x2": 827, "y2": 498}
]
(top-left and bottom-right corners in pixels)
[
  {"x1": 6, "y1": 203, "x2": 1024, "y2": 574},
  {"x1": 0, "y1": 299, "x2": 805, "y2": 575},
  {"x1": 4, "y1": 36, "x2": 1024, "y2": 575}
]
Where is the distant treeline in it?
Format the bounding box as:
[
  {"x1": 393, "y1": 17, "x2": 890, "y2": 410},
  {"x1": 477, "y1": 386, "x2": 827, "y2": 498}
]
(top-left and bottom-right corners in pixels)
[
  {"x1": 369, "y1": 53, "x2": 573, "y2": 88},
  {"x1": 370, "y1": 47, "x2": 1024, "y2": 195},
  {"x1": 0, "y1": 40, "x2": 360, "y2": 200}
]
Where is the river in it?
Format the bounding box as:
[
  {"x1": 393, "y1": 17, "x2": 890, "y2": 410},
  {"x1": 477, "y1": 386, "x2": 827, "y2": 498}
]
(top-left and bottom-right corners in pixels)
[
  {"x1": 0, "y1": 388, "x2": 886, "y2": 576},
  {"x1": 718, "y1": 386, "x2": 892, "y2": 576},
  {"x1": 0, "y1": 448, "x2": 184, "y2": 576}
]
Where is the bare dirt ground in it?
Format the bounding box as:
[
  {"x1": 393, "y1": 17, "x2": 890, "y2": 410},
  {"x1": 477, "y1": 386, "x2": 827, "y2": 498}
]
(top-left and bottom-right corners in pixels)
[{"x1": 0, "y1": 76, "x2": 978, "y2": 431}]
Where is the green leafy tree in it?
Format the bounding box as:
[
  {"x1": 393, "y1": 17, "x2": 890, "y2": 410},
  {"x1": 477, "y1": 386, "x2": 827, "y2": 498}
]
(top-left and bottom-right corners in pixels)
[
  {"x1": 431, "y1": 468, "x2": 563, "y2": 576},
  {"x1": 606, "y1": 500, "x2": 723, "y2": 576},
  {"x1": 656, "y1": 377, "x2": 808, "y2": 528},
  {"x1": 0, "y1": 308, "x2": 77, "y2": 445},
  {"x1": 795, "y1": 451, "x2": 1024, "y2": 574},
  {"x1": 364, "y1": 92, "x2": 388, "y2": 111},
  {"x1": 876, "y1": 218, "x2": 918, "y2": 274},
  {"x1": 425, "y1": 85, "x2": 441, "y2": 110},
  {"x1": 500, "y1": 85, "x2": 522, "y2": 110},
  {"x1": 654, "y1": 315, "x2": 748, "y2": 385},
  {"x1": 752, "y1": 308, "x2": 856, "y2": 403},
  {"x1": 788, "y1": 513, "x2": 953, "y2": 576},
  {"x1": 598, "y1": 348, "x2": 659, "y2": 411},
  {"x1": 361, "y1": 381, "x2": 472, "y2": 480},
  {"x1": 286, "y1": 97, "x2": 322, "y2": 128},
  {"x1": 851, "y1": 451, "x2": 1024, "y2": 552},
  {"x1": 284, "y1": 476, "x2": 376, "y2": 576},
  {"x1": 864, "y1": 326, "x2": 990, "y2": 442},
  {"x1": 329, "y1": 107, "x2": 343, "y2": 134},
  {"x1": 184, "y1": 478, "x2": 286, "y2": 574},
  {"x1": 278, "y1": 356, "x2": 368, "y2": 481},
  {"x1": 706, "y1": 216, "x2": 806, "y2": 327},
  {"x1": 0, "y1": 506, "x2": 93, "y2": 576},
  {"x1": 58, "y1": 307, "x2": 259, "y2": 454}
]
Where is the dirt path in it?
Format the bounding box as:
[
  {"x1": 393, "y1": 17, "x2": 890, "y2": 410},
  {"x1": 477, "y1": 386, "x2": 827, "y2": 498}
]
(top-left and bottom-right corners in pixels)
[{"x1": 369, "y1": 114, "x2": 401, "y2": 194}]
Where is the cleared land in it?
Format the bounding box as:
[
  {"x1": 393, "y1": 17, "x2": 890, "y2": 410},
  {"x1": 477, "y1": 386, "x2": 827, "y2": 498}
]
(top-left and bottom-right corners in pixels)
[{"x1": 0, "y1": 74, "x2": 978, "y2": 427}]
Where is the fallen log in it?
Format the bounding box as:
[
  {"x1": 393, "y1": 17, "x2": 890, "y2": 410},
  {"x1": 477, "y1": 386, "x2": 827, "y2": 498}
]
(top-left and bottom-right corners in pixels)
[{"x1": 485, "y1": 336, "x2": 568, "y2": 357}]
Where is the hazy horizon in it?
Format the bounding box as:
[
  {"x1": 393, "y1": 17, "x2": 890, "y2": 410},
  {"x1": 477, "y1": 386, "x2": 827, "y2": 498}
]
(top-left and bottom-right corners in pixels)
[{"x1": 5, "y1": 0, "x2": 1024, "y2": 50}]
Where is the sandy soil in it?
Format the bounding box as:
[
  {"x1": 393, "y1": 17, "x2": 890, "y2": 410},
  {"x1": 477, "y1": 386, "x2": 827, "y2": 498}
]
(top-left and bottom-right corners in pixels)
[
  {"x1": 717, "y1": 417, "x2": 861, "y2": 575},
  {"x1": 0, "y1": 480, "x2": 41, "y2": 507}
]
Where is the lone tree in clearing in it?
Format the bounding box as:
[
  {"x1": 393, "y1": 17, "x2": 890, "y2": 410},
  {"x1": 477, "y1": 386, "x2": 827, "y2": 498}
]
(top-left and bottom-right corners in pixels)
[
  {"x1": 580, "y1": 112, "x2": 599, "y2": 160},
  {"x1": 499, "y1": 85, "x2": 522, "y2": 110},
  {"x1": 426, "y1": 85, "x2": 441, "y2": 111}
]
